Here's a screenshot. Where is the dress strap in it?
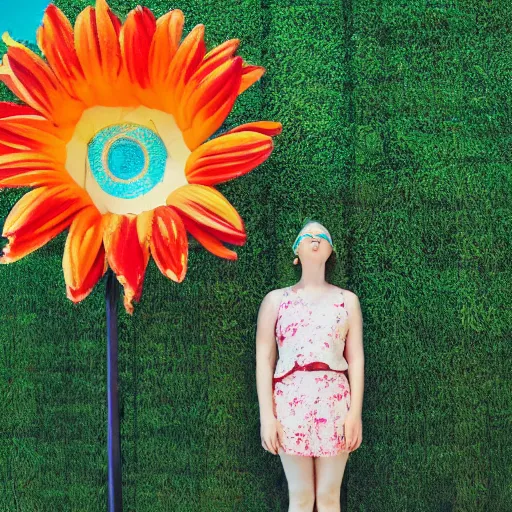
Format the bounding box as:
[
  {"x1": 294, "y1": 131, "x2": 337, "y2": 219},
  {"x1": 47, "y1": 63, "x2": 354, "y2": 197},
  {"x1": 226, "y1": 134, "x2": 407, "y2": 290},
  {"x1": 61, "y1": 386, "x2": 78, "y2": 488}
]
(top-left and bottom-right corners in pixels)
[
  {"x1": 277, "y1": 286, "x2": 291, "y2": 313},
  {"x1": 340, "y1": 289, "x2": 348, "y2": 313}
]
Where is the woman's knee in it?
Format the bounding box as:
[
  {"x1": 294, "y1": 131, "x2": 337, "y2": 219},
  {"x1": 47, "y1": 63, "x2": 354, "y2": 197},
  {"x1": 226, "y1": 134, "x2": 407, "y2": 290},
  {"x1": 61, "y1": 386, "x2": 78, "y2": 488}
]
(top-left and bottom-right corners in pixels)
[
  {"x1": 315, "y1": 486, "x2": 340, "y2": 509},
  {"x1": 289, "y1": 486, "x2": 315, "y2": 509}
]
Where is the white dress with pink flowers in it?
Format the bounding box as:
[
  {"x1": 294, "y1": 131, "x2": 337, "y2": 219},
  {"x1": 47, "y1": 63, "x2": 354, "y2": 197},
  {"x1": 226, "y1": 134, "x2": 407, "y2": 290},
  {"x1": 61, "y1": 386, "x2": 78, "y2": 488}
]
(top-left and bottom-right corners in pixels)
[{"x1": 272, "y1": 285, "x2": 351, "y2": 457}]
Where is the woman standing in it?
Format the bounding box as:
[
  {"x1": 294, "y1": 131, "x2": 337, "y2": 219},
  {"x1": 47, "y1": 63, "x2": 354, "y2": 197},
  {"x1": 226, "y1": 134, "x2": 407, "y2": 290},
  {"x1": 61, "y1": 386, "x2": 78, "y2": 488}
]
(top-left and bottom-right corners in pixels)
[{"x1": 256, "y1": 220, "x2": 364, "y2": 512}]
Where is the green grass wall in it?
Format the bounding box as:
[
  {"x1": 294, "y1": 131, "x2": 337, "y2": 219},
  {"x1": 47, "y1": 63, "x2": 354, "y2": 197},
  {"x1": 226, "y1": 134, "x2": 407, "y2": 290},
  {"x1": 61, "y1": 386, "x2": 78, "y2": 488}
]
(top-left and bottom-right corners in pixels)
[{"x1": 0, "y1": 0, "x2": 510, "y2": 511}]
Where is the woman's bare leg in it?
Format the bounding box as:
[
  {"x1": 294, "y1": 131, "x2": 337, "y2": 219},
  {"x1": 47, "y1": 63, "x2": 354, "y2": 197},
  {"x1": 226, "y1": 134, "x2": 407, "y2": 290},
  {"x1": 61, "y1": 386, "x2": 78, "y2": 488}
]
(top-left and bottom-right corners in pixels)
[
  {"x1": 313, "y1": 452, "x2": 349, "y2": 512},
  {"x1": 279, "y1": 452, "x2": 316, "y2": 512}
]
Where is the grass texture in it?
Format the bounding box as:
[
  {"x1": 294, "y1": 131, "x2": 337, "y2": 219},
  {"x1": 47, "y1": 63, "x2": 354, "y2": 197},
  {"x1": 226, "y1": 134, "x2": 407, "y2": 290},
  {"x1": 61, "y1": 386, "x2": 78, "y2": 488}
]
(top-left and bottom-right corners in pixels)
[{"x1": 0, "y1": 0, "x2": 510, "y2": 510}]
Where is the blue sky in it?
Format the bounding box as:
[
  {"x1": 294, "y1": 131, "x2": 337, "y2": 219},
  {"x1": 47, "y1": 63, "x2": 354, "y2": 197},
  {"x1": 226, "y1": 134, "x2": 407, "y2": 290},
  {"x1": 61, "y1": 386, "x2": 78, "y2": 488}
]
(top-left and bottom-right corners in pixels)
[{"x1": 1, "y1": 0, "x2": 50, "y2": 43}]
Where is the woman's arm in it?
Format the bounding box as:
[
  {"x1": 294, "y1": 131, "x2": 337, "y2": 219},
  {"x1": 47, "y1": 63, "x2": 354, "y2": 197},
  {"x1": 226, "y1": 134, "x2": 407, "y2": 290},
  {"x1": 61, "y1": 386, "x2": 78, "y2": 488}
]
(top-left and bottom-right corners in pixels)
[
  {"x1": 255, "y1": 291, "x2": 279, "y2": 421},
  {"x1": 345, "y1": 292, "x2": 364, "y2": 416}
]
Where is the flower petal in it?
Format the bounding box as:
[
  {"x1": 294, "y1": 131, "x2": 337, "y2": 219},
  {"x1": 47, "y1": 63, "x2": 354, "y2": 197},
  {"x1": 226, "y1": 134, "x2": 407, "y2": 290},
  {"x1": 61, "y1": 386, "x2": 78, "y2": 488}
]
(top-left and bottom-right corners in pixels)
[
  {"x1": 156, "y1": 24, "x2": 206, "y2": 114},
  {"x1": 102, "y1": 212, "x2": 151, "y2": 315},
  {"x1": 183, "y1": 39, "x2": 239, "y2": 92},
  {"x1": 185, "y1": 131, "x2": 274, "y2": 186},
  {"x1": 0, "y1": 152, "x2": 69, "y2": 186},
  {"x1": 222, "y1": 120, "x2": 283, "y2": 137},
  {"x1": 0, "y1": 184, "x2": 91, "y2": 263},
  {"x1": 150, "y1": 206, "x2": 188, "y2": 282},
  {"x1": 0, "y1": 102, "x2": 40, "y2": 118},
  {"x1": 0, "y1": 102, "x2": 71, "y2": 138},
  {"x1": 0, "y1": 123, "x2": 64, "y2": 153},
  {"x1": 203, "y1": 39, "x2": 240, "y2": 64},
  {"x1": 0, "y1": 112, "x2": 66, "y2": 159},
  {"x1": 0, "y1": 170, "x2": 75, "y2": 188},
  {"x1": 74, "y1": 0, "x2": 133, "y2": 105},
  {"x1": 120, "y1": 6, "x2": 156, "y2": 89},
  {"x1": 66, "y1": 244, "x2": 107, "y2": 303},
  {"x1": 181, "y1": 57, "x2": 243, "y2": 150},
  {"x1": 166, "y1": 184, "x2": 246, "y2": 245},
  {"x1": 0, "y1": 35, "x2": 84, "y2": 126},
  {"x1": 179, "y1": 213, "x2": 238, "y2": 260},
  {"x1": 178, "y1": 56, "x2": 241, "y2": 130},
  {"x1": 36, "y1": 4, "x2": 93, "y2": 104},
  {"x1": 148, "y1": 10, "x2": 184, "y2": 86},
  {"x1": 63, "y1": 205, "x2": 107, "y2": 300},
  {"x1": 0, "y1": 103, "x2": 68, "y2": 154},
  {"x1": 239, "y1": 64, "x2": 265, "y2": 94},
  {"x1": 196, "y1": 39, "x2": 264, "y2": 95}
]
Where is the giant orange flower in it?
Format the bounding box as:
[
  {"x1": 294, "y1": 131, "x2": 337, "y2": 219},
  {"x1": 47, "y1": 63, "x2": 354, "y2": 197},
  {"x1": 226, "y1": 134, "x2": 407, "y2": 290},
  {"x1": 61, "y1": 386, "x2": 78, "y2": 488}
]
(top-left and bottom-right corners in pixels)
[{"x1": 0, "y1": 0, "x2": 281, "y2": 314}]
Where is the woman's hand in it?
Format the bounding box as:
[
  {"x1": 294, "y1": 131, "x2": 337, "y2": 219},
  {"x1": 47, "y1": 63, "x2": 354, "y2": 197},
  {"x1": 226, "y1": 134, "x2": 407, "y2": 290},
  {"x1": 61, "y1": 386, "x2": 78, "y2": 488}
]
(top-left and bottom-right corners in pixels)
[
  {"x1": 341, "y1": 410, "x2": 362, "y2": 453},
  {"x1": 260, "y1": 415, "x2": 285, "y2": 455}
]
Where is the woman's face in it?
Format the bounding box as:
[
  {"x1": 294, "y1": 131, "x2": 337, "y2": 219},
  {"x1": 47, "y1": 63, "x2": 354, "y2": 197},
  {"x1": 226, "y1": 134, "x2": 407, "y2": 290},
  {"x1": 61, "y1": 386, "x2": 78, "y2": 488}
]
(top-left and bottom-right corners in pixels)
[{"x1": 296, "y1": 223, "x2": 333, "y2": 263}]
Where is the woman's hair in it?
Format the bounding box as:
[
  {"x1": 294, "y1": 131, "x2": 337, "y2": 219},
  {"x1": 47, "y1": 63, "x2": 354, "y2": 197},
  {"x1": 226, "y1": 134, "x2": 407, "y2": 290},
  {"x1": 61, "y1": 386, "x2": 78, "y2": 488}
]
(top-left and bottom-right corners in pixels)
[{"x1": 298, "y1": 218, "x2": 331, "y2": 240}]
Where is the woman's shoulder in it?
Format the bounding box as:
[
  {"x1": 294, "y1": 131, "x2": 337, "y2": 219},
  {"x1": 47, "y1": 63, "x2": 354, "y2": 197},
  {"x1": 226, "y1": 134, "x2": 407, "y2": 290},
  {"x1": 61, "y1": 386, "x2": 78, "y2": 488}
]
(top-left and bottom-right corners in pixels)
[
  {"x1": 334, "y1": 287, "x2": 361, "y2": 319},
  {"x1": 261, "y1": 286, "x2": 290, "y2": 307},
  {"x1": 331, "y1": 285, "x2": 358, "y2": 301},
  {"x1": 267, "y1": 286, "x2": 290, "y2": 299},
  {"x1": 333, "y1": 285, "x2": 359, "y2": 309}
]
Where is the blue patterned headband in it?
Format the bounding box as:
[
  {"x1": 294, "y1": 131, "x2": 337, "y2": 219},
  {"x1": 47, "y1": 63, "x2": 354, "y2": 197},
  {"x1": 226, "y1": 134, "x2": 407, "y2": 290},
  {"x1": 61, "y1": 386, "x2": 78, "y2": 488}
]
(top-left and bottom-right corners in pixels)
[{"x1": 292, "y1": 231, "x2": 333, "y2": 256}]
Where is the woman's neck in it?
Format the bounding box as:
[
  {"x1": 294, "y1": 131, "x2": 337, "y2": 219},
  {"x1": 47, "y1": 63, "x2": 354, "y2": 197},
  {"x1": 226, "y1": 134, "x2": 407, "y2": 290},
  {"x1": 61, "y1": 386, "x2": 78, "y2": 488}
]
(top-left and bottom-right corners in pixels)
[{"x1": 296, "y1": 264, "x2": 328, "y2": 290}]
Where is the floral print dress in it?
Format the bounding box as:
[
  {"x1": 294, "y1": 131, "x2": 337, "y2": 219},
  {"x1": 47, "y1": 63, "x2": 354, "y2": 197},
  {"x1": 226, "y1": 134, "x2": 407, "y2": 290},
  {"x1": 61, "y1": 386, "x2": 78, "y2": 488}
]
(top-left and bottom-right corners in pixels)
[{"x1": 272, "y1": 286, "x2": 351, "y2": 457}]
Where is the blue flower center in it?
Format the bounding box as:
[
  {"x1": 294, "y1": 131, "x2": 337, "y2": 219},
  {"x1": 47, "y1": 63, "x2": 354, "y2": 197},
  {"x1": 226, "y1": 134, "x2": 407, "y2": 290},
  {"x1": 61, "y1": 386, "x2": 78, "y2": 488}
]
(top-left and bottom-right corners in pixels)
[
  {"x1": 87, "y1": 123, "x2": 167, "y2": 199},
  {"x1": 107, "y1": 138, "x2": 146, "y2": 181}
]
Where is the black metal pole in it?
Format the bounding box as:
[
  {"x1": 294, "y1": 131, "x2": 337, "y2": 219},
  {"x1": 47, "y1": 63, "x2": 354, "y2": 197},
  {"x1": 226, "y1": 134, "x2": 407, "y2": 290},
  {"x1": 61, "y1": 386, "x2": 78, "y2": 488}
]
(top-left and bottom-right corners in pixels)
[{"x1": 106, "y1": 269, "x2": 123, "y2": 512}]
